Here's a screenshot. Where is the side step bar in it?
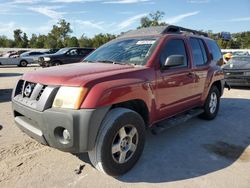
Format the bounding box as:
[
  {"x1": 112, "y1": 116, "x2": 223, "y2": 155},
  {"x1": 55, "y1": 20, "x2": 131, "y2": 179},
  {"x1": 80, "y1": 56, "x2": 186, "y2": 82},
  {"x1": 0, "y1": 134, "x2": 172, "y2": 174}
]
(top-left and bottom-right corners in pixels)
[{"x1": 151, "y1": 108, "x2": 204, "y2": 135}]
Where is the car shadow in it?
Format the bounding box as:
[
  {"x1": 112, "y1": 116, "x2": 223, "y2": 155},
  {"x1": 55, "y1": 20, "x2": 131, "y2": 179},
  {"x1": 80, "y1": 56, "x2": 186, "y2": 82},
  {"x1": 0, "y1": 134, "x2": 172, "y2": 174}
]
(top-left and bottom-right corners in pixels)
[
  {"x1": 75, "y1": 97, "x2": 250, "y2": 183},
  {"x1": 114, "y1": 97, "x2": 250, "y2": 183},
  {"x1": 230, "y1": 86, "x2": 250, "y2": 90},
  {"x1": 74, "y1": 153, "x2": 91, "y2": 164},
  {"x1": 74, "y1": 98, "x2": 250, "y2": 183},
  {"x1": 0, "y1": 73, "x2": 23, "y2": 77},
  {"x1": 0, "y1": 89, "x2": 13, "y2": 103}
]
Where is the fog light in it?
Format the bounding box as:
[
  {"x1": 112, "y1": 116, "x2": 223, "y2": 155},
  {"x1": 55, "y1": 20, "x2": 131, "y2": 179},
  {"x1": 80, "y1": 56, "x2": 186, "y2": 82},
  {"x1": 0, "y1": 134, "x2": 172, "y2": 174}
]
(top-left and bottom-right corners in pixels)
[
  {"x1": 54, "y1": 127, "x2": 71, "y2": 144},
  {"x1": 63, "y1": 129, "x2": 71, "y2": 141}
]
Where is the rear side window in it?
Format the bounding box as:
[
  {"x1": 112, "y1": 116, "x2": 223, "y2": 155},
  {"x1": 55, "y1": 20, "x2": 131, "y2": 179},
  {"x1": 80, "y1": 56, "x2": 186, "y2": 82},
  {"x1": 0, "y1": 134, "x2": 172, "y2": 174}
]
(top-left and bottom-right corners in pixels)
[
  {"x1": 160, "y1": 39, "x2": 188, "y2": 67},
  {"x1": 189, "y1": 38, "x2": 208, "y2": 66},
  {"x1": 198, "y1": 40, "x2": 208, "y2": 63},
  {"x1": 206, "y1": 40, "x2": 222, "y2": 62},
  {"x1": 30, "y1": 52, "x2": 43, "y2": 55},
  {"x1": 78, "y1": 49, "x2": 93, "y2": 56}
]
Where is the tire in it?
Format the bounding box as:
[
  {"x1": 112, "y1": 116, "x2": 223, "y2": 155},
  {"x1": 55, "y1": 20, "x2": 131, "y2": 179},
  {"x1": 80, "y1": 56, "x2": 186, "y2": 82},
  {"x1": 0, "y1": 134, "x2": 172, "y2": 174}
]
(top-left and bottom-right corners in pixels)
[
  {"x1": 88, "y1": 108, "x2": 145, "y2": 176},
  {"x1": 44, "y1": 62, "x2": 50, "y2": 67},
  {"x1": 52, "y1": 61, "x2": 61, "y2": 66},
  {"x1": 19, "y1": 60, "x2": 28, "y2": 67},
  {"x1": 200, "y1": 85, "x2": 220, "y2": 120}
]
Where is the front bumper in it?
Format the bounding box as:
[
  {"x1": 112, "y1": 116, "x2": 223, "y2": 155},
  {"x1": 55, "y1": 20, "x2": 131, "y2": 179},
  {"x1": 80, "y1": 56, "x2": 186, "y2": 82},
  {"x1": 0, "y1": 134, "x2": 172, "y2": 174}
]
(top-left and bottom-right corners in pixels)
[
  {"x1": 224, "y1": 76, "x2": 250, "y2": 87},
  {"x1": 38, "y1": 57, "x2": 51, "y2": 67},
  {"x1": 224, "y1": 70, "x2": 250, "y2": 87},
  {"x1": 38, "y1": 60, "x2": 50, "y2": 67},
  {"x1": 225, "y1": 79, "x2": 250, "y2": 87},
  {"x1": 12, "y1": 100, "x2": 110, "y2": 153}
]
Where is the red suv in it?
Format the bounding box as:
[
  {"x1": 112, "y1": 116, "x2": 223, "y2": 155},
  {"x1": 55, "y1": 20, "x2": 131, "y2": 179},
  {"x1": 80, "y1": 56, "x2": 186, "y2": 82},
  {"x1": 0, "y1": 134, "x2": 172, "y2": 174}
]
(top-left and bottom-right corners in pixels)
[{"x1": 12, "y1": 25, "x2": 225, "y2": 176}]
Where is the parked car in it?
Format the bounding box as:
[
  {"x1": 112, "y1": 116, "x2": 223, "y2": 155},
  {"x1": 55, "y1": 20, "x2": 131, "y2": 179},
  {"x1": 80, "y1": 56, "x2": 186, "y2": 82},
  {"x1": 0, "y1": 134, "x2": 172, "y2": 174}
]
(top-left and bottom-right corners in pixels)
[
  {"x1": 232, "y1": 51, "x2": 250, "y2": 56},
  {"x1": 38, "y1": 47, "x2": 95, "y2": 67},
  {"x1": 0, "y1": 50, "x2": 30, "y2": 66},
  {"x1": 9, "y1": 50, "x2": 29, "y2": 58},
  {"x1": 223, "y1": 56, "x2": 250, "y2": 87},
  {"x1": 19, "y1": 51, "x2": 46, "y2": 67},
  {"x1": 0, "y1": 50, "x2": 28, "y2": 58},
  {"x1": 0, "y1": 57, "x2": 20, "y2": 66},
  {"x1": 12, "y1": 25, "x2": 225, "y2": 176},
  {"x1": 1, "y1": 50, "x2": 16, "y2": 58}
]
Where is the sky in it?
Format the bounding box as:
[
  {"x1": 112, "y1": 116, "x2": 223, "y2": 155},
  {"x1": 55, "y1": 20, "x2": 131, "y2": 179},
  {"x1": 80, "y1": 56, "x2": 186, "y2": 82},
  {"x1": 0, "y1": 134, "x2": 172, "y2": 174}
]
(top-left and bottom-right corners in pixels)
[{"x1": 0, "y1": 0, "x2": 249, "y2": 39}]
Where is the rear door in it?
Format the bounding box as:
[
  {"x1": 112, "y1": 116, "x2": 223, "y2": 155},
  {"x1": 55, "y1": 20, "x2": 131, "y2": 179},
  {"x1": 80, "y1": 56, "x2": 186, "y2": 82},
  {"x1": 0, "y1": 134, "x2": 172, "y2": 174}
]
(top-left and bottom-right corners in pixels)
[
  {"x1": 155, "y1": 37, "x2": 197, "y2": 120},
  {"x1": 188, "y1": 38, "x2": 210, "y2": 98}
]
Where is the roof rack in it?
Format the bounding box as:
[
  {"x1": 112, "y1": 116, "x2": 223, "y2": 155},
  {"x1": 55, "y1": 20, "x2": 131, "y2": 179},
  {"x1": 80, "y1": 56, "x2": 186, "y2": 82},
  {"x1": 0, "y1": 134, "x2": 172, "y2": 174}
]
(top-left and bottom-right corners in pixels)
[
  {"x1": 117, "y1": 25, "x2": 209, "y2": 39},
  {"x1": 162, "y1": 25, "x2": 208, "y2": 37}
]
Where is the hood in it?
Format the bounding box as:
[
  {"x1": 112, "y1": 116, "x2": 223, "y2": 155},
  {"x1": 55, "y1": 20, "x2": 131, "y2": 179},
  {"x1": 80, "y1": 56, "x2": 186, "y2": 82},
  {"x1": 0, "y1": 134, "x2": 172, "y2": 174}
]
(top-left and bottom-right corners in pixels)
[
  {"x1": 22, "y1": 62, "x2": 142, "y2": 87},
  {"x1": 223, "y1": 59, "x2": 250, "y2": 70}
]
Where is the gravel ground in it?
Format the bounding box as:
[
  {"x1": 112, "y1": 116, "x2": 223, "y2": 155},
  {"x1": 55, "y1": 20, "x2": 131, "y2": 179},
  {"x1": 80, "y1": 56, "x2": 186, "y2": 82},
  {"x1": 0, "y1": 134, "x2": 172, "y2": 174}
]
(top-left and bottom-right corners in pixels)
[{"x1": 0, "y1": 65, "x2": 250, "y2": 188}]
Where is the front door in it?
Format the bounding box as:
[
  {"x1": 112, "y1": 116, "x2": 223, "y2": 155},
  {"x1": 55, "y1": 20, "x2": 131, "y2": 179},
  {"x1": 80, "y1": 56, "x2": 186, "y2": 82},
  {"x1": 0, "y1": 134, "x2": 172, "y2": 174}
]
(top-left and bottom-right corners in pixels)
[
  {"x1": 155, "y1": 37, "x2": 197, "y2": 120},
  {"x1": 66, "y1": 49, "x2": 81, "y2": 64}
]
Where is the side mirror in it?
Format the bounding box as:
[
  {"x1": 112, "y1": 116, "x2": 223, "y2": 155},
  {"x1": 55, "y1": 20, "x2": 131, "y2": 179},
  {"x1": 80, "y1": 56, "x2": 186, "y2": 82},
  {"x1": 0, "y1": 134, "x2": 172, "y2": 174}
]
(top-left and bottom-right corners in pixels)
[{"x1": 164, "y1": 55, "x2": 184, "y2": 67}]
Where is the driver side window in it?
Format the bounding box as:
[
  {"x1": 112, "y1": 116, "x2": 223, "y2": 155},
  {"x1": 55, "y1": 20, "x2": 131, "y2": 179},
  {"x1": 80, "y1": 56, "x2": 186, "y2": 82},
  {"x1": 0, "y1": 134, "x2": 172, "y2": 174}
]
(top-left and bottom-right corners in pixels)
[
  {"x1": 67, "y1": 49, "x2": 78, "y2": 56},
  {"x1": 160, "y1": 39, "x2": 188, "y2": 68}
]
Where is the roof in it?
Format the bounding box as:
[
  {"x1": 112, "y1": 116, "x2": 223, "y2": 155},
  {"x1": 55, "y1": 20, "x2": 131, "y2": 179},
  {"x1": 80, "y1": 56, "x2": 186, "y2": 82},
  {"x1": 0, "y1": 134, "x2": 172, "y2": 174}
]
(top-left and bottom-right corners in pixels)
[{"x1": 118, "y1": 25, "x2": 208, "y2": 39}]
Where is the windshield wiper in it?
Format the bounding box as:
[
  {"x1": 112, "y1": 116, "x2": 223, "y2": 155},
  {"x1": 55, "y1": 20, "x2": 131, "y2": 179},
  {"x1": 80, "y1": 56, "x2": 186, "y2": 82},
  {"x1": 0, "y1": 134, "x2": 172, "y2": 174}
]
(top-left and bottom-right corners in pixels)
[
  {"x1": 97, "y1": 60, "x2": 126, "y2": 65},
  {"x1": 97, "y1": 60, "x2": 117, "y2": 64},
  {"x1": 83, "y1": 59, "x2": 122, "y2": 64},
  {"x1": 85, "y1": 59, "x2": 138, "y2": 66},
  {"x1": 98, "y1": 60, "x2": 140, "y2": 66}
]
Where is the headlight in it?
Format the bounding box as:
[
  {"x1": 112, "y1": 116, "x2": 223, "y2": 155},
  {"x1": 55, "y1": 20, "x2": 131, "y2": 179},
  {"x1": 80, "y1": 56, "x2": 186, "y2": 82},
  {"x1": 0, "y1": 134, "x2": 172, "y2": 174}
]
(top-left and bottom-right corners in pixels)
[
  {"x1": 44, "y1": 57, "x2": 51, "y2": 61},
  {"x1": 52, "y1": 87, "x2": 88, "y2": 109}
]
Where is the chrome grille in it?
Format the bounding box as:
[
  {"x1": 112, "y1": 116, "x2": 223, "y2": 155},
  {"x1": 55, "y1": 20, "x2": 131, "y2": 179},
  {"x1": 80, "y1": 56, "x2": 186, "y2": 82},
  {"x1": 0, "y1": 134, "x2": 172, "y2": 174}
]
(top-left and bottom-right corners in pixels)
[
  {"x1": 13, "y1": 80, "x2": 59, "y2": 112},
  {"x1": 36, "y1": 85, "x2": 47, "y2": 101},
  {"x1": 22, "y1": 81, "x2": 36, "y2": 98},
  {"x1": 14, "y1": 80, "x2": 47, "y2": 101}
]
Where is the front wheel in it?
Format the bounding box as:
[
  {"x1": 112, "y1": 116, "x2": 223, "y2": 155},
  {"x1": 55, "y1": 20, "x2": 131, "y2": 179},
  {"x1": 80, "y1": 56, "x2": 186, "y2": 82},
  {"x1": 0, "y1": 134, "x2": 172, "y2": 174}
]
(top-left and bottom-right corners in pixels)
[
  {"x1": 200, "y1": 86, "x2": 220, "y2": 120},
  {"x1": 53, "y1": 61, "x2": 61, "y2": 66},
  {"x1": 88, "y1": 108, "x2": 145, "y2": 176},
  {"x1": 19, "y1": 60, "x2": 28, "y2": 67}
]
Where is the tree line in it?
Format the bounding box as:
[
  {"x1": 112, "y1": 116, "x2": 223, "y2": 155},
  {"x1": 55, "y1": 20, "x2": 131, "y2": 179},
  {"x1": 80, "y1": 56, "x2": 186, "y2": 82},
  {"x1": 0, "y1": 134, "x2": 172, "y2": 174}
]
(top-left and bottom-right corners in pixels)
[
  {"x1": 0, "y1": 11, "x2": 250, "y2": 49},
  {"x1": 0, "y1": 19, "x2": 116, "y2": 49},
  {"x1": 215, "y1": 32, "x2": 250, "y2": 49}
]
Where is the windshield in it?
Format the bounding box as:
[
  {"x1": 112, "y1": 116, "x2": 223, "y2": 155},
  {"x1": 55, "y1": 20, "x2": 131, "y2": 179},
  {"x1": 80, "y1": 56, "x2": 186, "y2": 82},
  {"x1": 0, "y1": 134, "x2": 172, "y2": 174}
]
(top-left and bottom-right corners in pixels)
[
  {"x1": 20, "y1": 52, "x2": 29, "y2": 57},
  {"x1": 55, "y1": 48, "x2": 70, "y2": 54},
  {"x1": 84, "y1": 37, "x2": 159, "y2": 65}
]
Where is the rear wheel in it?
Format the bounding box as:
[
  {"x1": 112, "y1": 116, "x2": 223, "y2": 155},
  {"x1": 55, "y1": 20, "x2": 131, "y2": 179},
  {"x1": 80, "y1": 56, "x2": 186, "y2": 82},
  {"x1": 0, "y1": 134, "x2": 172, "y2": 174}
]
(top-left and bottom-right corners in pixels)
[
  {"x1": 88, "y1": 108, "x2": 145, "y2": 176},
  {"x1": 19, "y1": 60, "x2": 28, "y2": 67},
  {"x1": 200, "y1": 86, "x2": 220, "y2": 120}
]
